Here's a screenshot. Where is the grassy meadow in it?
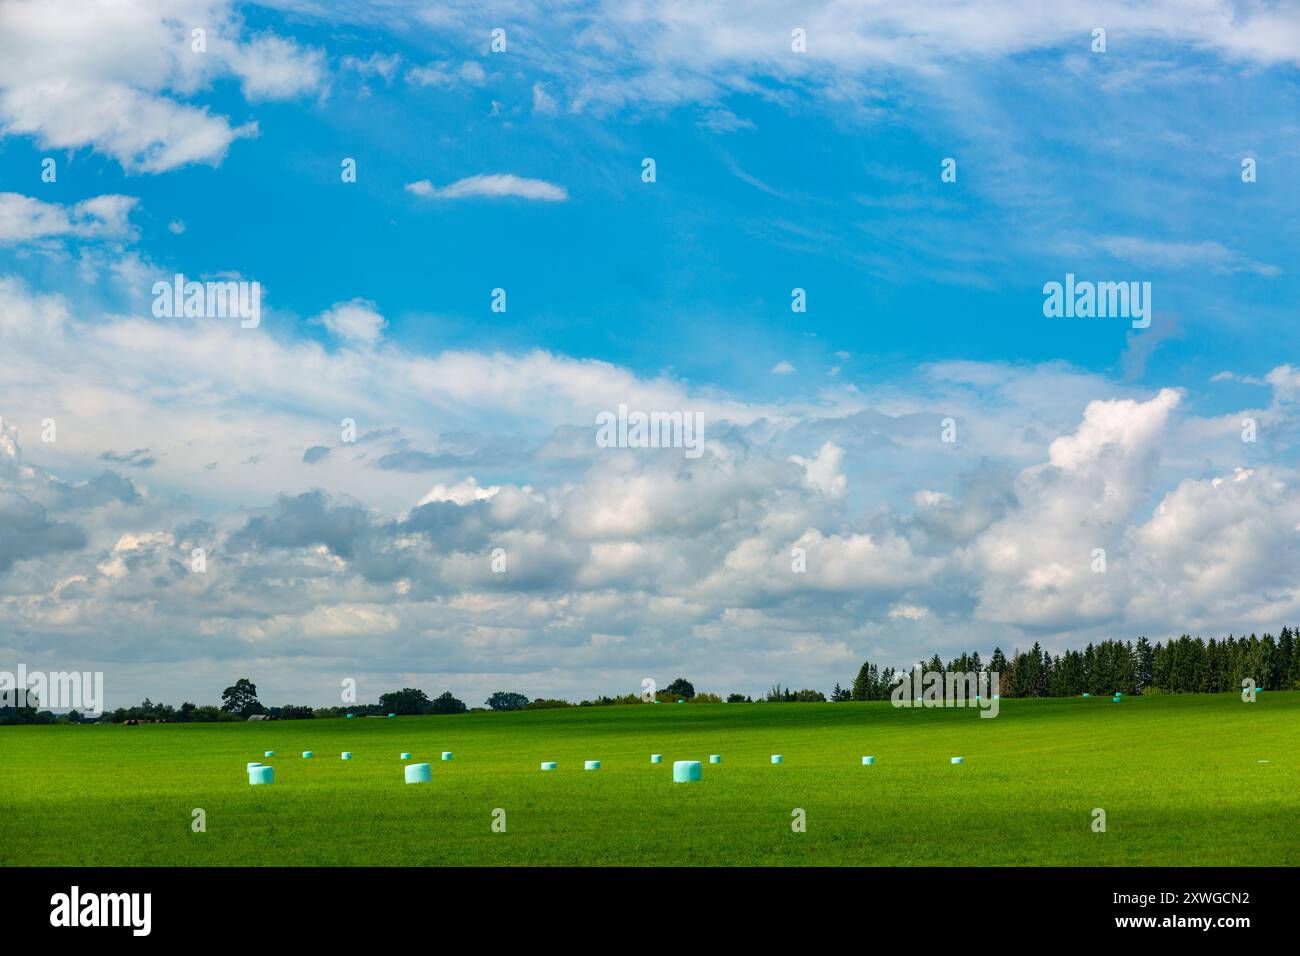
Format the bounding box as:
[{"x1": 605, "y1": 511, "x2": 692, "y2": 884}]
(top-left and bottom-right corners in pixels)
[{"x1": 1, "y1": 692, "x2": 1297, "y2": 866}]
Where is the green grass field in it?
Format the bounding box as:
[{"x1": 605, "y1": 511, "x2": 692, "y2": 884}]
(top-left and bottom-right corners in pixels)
[{"x1": 2, "y1": 692, "x2": 1297, "y2": 866}]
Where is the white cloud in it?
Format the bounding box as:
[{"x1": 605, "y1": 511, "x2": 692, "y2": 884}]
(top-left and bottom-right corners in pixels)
[
  {"x1": 405, "y1": 174, "x2": 569, "y2": 202},
  {"x1": 771, "y1": 360, "x2": 796, "y2": 374},
  {"x1": 889, "y1": 604, "x2": 930, "y2": 620},
  {"x1": 532, "y1": 82, "x2": 559, "y2": 114},
  {"x1": 1047, "y1": 388, "x2": 1181, "y2": 473},
  {"x1": 1, "y1": 82, "x2": 259, "y2": 173},
  {"x1": 914, "y1": 490, "x2": 952, "y2": 508},
  {"x1": 789, "y1": 442, "x2": 846, "y2": 498},
  {"x1": 970, "y1": 389, "x2": 1184, "y2": 628},
  {"x1": 221, "y1": 33, "x2": 327, "y2": 101},
  {"x1": 1095, "y1": 235, "x2": 1279, "y2": 276},
  {"x1": 1265, "y1": 365, "x2": 1300, "y2": 402},
  {"x1": 406, "y1": 60, "x2": 487, "y2": 88},
  {"x1": 0, "y1": 0, "x2": 321, "y2": 173},
  {"x1": 356, "y1": 0, "x2": 1300, "y2": 118},
  {"x1": 417, "y1": 476, "x2": 501, "y2": 507},
  {"x1": 0, "y1": 277, "x2": 68, "y2": 339},
  {"x1": 1130, "y1": 468, "x2": 1300, "y2": 624},
  {"x1": 3, "y1": 276, "x2": 1299, "y2": 705},
  {"x1": 0, "y1": 193, "x2": 137, "y2": 244},
  {"x1": 699, "y1": 107, "x2": 755, "y2": 133},
  {"x1": 342, "y1": 52, "x2": 403, "y2": 84},
  {"x1": 316, "y1": 299, "x2": 387, "y2": 348}
]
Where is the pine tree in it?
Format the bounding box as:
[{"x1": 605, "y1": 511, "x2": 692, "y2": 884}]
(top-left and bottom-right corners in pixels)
[
  {"x1": 1135, "y1": 637, "x2": 1154, "y2": 693},
  {"x1": 1278, "y1": 627, "x2": 1295, "y2": 689},
  {"x1": 851, "y1": 661, "x2": 872, "y2": 701},
  {"x1": 1261, "y1": 633, "x2": 1280, "y2": 690},
  {"x1": 988, "y1": 647, "x2": 1007, "y2": 696}
]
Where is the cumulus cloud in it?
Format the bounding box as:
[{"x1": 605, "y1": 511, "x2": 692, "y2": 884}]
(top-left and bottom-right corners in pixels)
[
  {"x1": 0, "y1": 193, "x2": 137, "y2": 244},
  {"x1": 0, "y1": 0, "x2": 323, "y2": 172},
  {"x1": 789, "y1": 442, "x2": 847, "y2": 498},
  {"x1": 3, "y1": 278, "x2": 1299, "y2": 707},
  {"x1": 316, "y1": 299, "x2": 386, "y2": 347},
  {"x1": 970, "y1": 390, "x2": 1183, "y2": 628},
  {"x1": 0, "y1": 422, "x2": 92, "y2": 573},
  {"x1": 417, "y1": 476, "x2": 501, "y2": 507},
  {"x1": 1265, "y1": 365, "x2": 1300, "y2": 402},
  {"x1": 0, "y1": 496, "x2": 86, "y2": 574},
  {"x1": 889, "y1": 604, "x2": 930, "y2": 620},
  {"x1": 1131, "y1": 468, "x2": 1300, "y2": 625},
  {"x1": 222, "y1": 33, "x2": 327, "y2": 101}
]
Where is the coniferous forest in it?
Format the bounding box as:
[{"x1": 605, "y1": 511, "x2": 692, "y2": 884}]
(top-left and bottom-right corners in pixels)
[{"x1": 845, "y1": 629, "x2": 1300, "y2": 700}]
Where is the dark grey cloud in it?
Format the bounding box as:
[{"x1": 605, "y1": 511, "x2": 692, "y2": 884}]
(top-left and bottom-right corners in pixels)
[
  {"x1": 52, "y1": 471, "x2": 141, "y2": 510},
  {"x1": 98, "y1": 448, "x2": 154, "y2": 468},
  {"x1": 397, "y1": 498, "x2": 495, "y2": 550},
  {"x1": 907, "y1": 461, "x2": 1016, "y2": 549},
  {"x1": 229, "y1": 490, "x2": 372, "y2": 560},
  {"x1": 374, "y1": 433, "x2": 531, "y2": 471},
  {"x1": 374, "y1": 448, "x2": 447, "y2": 471},
  {"x1": 0, "y1": 498, "x2": 86, "y2": 573}
]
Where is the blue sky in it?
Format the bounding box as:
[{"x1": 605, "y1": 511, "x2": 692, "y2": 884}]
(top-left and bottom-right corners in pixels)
[{"x1": 0, "y1": 1, "x2": 1298, "y2": 709}]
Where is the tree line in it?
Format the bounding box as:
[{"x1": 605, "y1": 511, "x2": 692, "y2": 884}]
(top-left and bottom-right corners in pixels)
[
  {"x1": 4, "y1": 627, "x2": 1296, "y2": 725},
  {"x1": 847, "y1": 629, "x2": 1300, "y2": 700}
]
